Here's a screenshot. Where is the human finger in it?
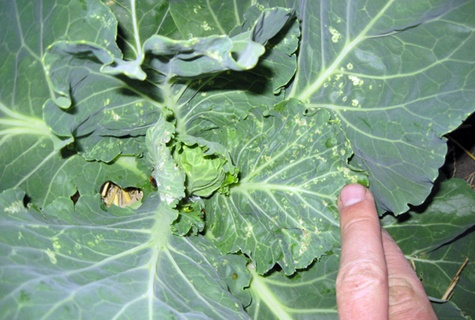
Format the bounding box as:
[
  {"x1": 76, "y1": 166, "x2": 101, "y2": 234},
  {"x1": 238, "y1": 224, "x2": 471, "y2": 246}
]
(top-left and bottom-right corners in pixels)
[
  {"x1": 381, "y1": 230, "x2": 437, "y2": 320},
  {"x1": 336, "y1": 184, "x2": 389, "y2": 319}
]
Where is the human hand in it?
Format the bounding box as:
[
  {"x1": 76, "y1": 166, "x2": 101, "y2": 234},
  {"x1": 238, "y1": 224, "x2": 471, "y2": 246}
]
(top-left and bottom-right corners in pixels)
[{"x1": 336, "y1": 184, "x2": 437, "y2": 319}]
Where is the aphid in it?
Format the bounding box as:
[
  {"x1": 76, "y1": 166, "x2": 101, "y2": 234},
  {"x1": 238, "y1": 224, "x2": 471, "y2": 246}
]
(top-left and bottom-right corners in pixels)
[{"x1": 100, "y1": 181, "x2": 143, "y2": 208}]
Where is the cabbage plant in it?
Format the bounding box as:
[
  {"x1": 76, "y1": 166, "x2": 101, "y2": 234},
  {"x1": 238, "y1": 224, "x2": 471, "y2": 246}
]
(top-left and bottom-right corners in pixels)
[{"x1": 1, "y1": 0, "x2": 474, "y2": 319}]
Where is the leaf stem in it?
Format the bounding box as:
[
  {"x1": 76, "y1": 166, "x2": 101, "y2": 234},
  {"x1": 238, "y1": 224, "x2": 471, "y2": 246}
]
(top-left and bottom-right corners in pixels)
[
  {"x1": 0, "y1": 103, "x2": 50, "y2": 136},
  {"x1": 130, "y1": 0, "x2": 143, "y2": 60},
  {"x1": 248, "y1": 266, "x2": 294, "y2": 320},
  {"x1": 232, "y1": 0, "x2": 241, "y2": 25}
]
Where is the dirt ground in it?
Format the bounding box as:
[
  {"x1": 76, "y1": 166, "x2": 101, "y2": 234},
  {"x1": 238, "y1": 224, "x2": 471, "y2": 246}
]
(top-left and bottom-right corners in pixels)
[{"x1": 443, "y1": 113, "x2": 475, "y2": 189}]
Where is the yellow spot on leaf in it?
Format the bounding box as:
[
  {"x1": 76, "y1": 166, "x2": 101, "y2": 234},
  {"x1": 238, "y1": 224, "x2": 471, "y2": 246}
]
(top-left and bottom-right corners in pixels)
[
  {"x1": 45, "y1": 248, "x2": 57, "y2": 264},
  {"x1": 4, "y1": 201, "x2": 23, "y2": 214},
  {"x1": 329, "y1": 27, "x2": 342, "y2": 43},
  {"x1": 52, "y1": 237, "x2": 61, "y2": 252}
]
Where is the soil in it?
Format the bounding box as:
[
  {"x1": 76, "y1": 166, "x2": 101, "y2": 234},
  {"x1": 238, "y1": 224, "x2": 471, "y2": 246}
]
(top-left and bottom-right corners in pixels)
[{"x1": 442, "y1": 112, "x2": 475, "y2": 189}]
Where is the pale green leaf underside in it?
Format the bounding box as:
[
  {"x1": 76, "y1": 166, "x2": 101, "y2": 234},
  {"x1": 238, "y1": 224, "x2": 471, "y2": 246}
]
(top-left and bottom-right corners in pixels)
[{"x1": 0, "y1": 190, "x2": 250, "y2": 319}]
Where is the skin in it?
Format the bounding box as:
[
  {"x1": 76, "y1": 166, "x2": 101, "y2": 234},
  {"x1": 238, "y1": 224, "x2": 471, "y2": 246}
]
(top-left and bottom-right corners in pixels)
[{"x1": 336, "y1": 184, "x2": 437, "y2": 320}]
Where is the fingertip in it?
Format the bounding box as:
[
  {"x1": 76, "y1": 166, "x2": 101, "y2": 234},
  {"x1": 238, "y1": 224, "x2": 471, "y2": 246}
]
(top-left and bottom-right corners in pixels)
[
  {"x1": 338, "y1": 184, "x2": 368, "y2": 208},
  {"x1": 336, "y1": 184, "x2": 388, "y2": 319}
]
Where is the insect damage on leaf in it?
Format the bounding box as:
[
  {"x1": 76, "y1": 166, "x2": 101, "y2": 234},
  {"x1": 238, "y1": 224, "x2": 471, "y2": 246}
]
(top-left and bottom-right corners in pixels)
[{"x1": 100, "y1": 181, "x2": 143, "y2": 208}]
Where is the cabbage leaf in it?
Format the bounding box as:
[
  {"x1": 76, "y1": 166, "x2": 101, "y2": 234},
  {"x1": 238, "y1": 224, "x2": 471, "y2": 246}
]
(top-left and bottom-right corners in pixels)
[{"x1": 1, "y1": 0, "x2": 474, "y2": 319}]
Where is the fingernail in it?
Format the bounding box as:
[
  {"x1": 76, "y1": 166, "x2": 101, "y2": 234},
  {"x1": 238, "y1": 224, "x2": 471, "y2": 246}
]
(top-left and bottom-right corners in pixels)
[{"x1": 339, "y1": 184, "x2": 367, "y2": 207}]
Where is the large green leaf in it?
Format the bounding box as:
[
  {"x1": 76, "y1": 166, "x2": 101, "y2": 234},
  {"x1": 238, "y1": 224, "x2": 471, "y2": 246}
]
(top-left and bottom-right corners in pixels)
[
  {"x1": 1, "y1": 1, "x2": 475, "y2": 318},
  {"x1": 0, "y1": 189, "x2": 250, "y2": 319},
  {"x1": 383, "y1": 178, "x2": 475, "y2": 253},
  {"x1": 288, "y1": 0, "x2": 475, "y2": 213},
  {"x1": 42, "y1": 7, "x2": 291, "y2": 162},
  {"x1": 204, "y1": 100, "x2": 366, "y2": 274},
  {"x1": 0, "y1": 0, "x2": 120, "y2": 205},
  {"x1": 383, "y1": 178, "x2": 475, "y2": 318}
]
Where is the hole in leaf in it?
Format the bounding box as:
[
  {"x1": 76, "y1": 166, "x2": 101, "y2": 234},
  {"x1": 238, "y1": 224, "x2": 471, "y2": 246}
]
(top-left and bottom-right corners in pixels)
[
  {"x1": 70, "y1": 190, "x2": 80, "y2": 205},
  {"x1": 22, "y1": 194, "x2": 31, "y2": 208},
  {"x1": 230, "y1": 51, "x2": 240, "y2": 62},
  {"x1": 100, "y1": 181, "x2": 143, "y2": 208}
]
